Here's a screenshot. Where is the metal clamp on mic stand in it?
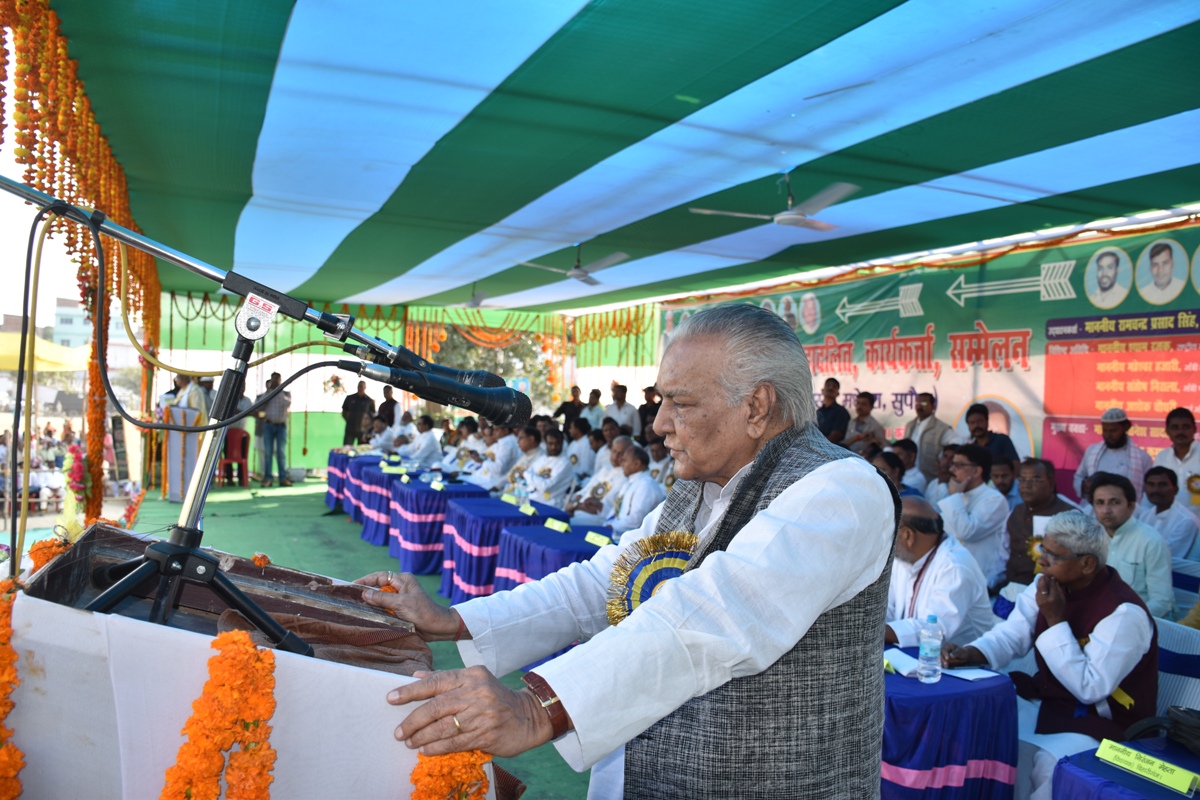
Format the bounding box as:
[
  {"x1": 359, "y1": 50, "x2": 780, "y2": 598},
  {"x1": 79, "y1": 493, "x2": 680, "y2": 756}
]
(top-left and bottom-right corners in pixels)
[{"x1": 85, "y1": 294, "x2": 315, "y2": 656}]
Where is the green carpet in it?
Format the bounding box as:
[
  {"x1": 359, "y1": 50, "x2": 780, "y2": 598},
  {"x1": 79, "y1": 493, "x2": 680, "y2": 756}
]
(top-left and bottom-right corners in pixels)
[{"x1": 132, "y1": 480, "x2": 589, "y2": 799}]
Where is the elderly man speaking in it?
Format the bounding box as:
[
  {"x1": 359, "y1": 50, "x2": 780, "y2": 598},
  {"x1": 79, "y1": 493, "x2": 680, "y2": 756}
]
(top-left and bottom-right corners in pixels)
[{"x1": 357, "y1": 304, "x2": 899, "y2": 799}]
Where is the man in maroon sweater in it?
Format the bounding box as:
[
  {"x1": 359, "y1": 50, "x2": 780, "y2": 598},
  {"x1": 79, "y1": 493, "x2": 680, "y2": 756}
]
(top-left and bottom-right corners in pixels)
[{"x1": 944, "y1": 510, "x2": 1157, "y2": 800}]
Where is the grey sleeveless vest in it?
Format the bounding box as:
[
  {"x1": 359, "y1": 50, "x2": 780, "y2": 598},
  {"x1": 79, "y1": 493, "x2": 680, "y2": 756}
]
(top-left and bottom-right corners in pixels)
[{"x1": 623, "y1": 424, "x2": 900, "y2": 799}]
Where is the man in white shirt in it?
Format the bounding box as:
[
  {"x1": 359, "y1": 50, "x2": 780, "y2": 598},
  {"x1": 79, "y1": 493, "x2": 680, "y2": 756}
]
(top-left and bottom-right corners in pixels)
[
  {"x1": 360, "y1": 303, "x2": 897, "y2": 798},
  {"x1": 647, "y1": 439, "x2": 672, "y2": 486},
  {"x1": 1073, "y1": 408, "x2": 1153, "y2": 505},
  {"x1": 565, "y1": 436, "x2": 631, "y2": 526},
  {"x1": 1091, "y1": 472, "x2": 1173, "y2": 618},
  {"x1": 938, "y1": 444, "x2": 1010, "y2": 588},
  {"x1": 440, "y1": 417, "x2": 481, "y2": 474},
  {"x1": 1139, "y1": 242, "x2": 1185, "y2": 304},
  {"x1": 397, "y1": 414, "x2": 444, "y2": 469},
  {"x1": 944, "y1": 511, "x2": 1158, "y2": 800},
  {"x1": 1088, "y1": 249, "x2": 1126, "y2": 309},
  {"x1": 497, "y1": 427, "x2": 544, "y2": 497},
  {"x1": 592, "y1": 418, "x2": 620, "y2": 473},
  {"x1": 990, "y1": 460, "x2": 1021, "y2": 512},
  {"x1": 1137, "y1": 467, "x2": 1200, "y2": 560},
  {"x1": 605, "y1": 446, "x2": 667, "y2": 542},
  {"x1": 892, "y1": 439, "x2": 927, "y2": 496},
  {"x1": 390, "y1": 410, "x2": 418, "y2": 449},
  {"x1": 524, "y1": 429, "x2": 574, "y2": 508},
  {"x1": 886, "y1": 497, "x2": 993, "y2": 648},
  {"x1": 464, "y1": 425, "x2": 519, "y2": 491},
  {"x1": 604, "y1": 384, "x2": 641, "y2": 438},
  {"x1": 1155, "y1": 408, "x2": 1200, "y2": 522},
  {"x1": 923, "y1": 443, "x2": 959, "y2": 506},
  {"x1": 565, "y1": 418, "x2": 595, "y2": 482},
  {"x1": 367, "y1": 416, "x2": 397, "y2": 452}
]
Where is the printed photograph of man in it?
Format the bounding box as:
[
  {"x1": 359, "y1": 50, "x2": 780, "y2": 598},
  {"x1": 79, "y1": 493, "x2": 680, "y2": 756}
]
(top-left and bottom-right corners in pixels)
[
  {"x1": 799, "y1": 291, "x2": 821, "y2": 335},
  {"x1": 1136, "y1": 240, "x2": 1186, "y2": 305},
  {"x1": 1084, "y1": 247, "x2": 1130, "y2": 309}
]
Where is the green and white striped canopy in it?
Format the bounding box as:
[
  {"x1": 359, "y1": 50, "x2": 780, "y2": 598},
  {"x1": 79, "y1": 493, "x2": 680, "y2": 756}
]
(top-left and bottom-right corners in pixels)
[{"x1": 51, "y1": 0, "x2": 1200, "y2": 312}]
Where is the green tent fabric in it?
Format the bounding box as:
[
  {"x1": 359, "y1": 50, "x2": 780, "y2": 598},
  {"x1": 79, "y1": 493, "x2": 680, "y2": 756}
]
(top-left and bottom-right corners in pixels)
[{"x1": 39, "y1": 0, "x2": 1200, "y2": 314}]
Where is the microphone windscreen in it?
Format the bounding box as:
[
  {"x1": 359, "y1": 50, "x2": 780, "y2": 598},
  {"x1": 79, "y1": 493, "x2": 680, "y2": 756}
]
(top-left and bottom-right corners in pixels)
[{"x1": 504, "y1": 392, "x2": 533, "y2": 428}]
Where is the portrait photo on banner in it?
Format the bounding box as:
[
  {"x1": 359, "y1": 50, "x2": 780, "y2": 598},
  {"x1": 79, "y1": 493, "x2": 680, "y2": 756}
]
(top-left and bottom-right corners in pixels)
[
  {"x1": 1083, "y1": 246, "x2": 1132, "y2": 310},
  {"x1": 1134, "y1": 238, "x2": 1189, "y2": 305}
]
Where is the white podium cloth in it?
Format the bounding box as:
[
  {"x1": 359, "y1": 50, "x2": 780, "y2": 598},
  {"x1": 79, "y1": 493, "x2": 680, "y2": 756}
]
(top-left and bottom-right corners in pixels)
[{"x1": 165, "y1": 406, "x2": 203, "y2": 503}]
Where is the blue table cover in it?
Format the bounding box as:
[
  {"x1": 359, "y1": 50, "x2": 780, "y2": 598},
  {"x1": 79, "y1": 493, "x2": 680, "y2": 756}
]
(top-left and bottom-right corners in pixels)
[
  {"x1": 343, "y1": 456, "x2": 378, "y2": 524},
  {"x1": 439, "y1": 498, "x2": 569, "y2": 604},
  {"x1": 882, "y1": 654, "x2": 1017, "y2": 800},
  {"x1": 494, "y1": 524, "x2": 610, "y2": 591},
  {"x1": 1054, "y1": 735, "x2": 1200, "y2": 799},
  {"x1": 388, "y1": 478, "x2": 488, "y2": 572},
  {"x1": 359, "y1": 465, "x2": 398, "y2": 546},
  {"x1": 325, "y1": 451, "x2": 351, "y2": 509}
]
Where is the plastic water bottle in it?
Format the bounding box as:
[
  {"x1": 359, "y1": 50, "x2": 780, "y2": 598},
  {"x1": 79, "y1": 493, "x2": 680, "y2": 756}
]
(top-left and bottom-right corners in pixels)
[{"x1": 917, "y1": 614, "x2": 943, "y2": 684}]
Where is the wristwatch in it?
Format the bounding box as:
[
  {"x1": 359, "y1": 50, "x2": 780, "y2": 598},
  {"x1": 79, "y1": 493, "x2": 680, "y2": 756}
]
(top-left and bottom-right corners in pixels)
[{"x1": 521, "y1": 672, "x2": 570, "y2": 740}]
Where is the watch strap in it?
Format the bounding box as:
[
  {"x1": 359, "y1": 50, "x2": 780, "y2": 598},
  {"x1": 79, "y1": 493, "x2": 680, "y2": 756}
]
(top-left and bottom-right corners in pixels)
[{"x1": 522, "y1": 671, "x2": 569, "y2": 740}]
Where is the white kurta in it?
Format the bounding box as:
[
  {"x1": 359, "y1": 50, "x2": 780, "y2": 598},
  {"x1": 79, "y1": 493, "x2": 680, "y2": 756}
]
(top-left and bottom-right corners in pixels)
[
  {"x1": 465, "y1": 434, "x2": 519, "y2": 490},
  {"x1": 1155, "y1": 443, "x2": 1200, "y2": 522},
  {"x1": 566, "y1": 436, "x2": 596, "y2": 480},
  {"x1": 1108, "y1": 517, "x2": 1174, "y2": 619},
  {"x1": 604, "y1": 401, "x2": 641, "y2": 437},
  {"x1": 397, "y1": 429, "x2": 443, "y2": 468},
  {"x1": 887, "y1": 534, "x2": 994, "y2": 648},
  {"x1": 1137, "y1": 500, "x2": 1200, "y2": 559},
  {"x1": 569, "y1": 466, "x2": 627, "y2": 525},
  {"x1": 1073, "y1": 440, "x2": 1153, "y2": 502},
  {"x1": 499, "y1": 447, "x2": 544, "y2": 496},
  {"x1": 648, "y1": 456, "x2": 673, "y2": 486},
  {"x1": 605, "y1": 471, "x2": 667, "y2": 539},
  {"x1": 938, "y1": 483, "x2": 1010, "y2": 588},
  {"x1": 524, "y1": 453, "x2": 573, "y2": 508},
  {"x1": 454, "y1": 456, "x2": 895, "y2": 797}
]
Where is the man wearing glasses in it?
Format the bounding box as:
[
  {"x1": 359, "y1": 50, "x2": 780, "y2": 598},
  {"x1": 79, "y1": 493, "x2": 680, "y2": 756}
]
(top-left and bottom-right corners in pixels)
[
  {"x1": 937, "y1": 444, "x2": 1009, "y2": 590},
  {"x1": 1006, "y1": 459, "x2": 1078, "y2": 586},
  {"x1": 944, "y1": 510, "x2": 1158, "y2": 800}
]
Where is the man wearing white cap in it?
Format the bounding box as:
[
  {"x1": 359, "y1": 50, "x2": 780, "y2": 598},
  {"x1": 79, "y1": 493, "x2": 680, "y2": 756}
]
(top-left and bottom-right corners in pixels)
[{"x1": 1073, "y1": 409, "x2": 1153, "y2": 506}]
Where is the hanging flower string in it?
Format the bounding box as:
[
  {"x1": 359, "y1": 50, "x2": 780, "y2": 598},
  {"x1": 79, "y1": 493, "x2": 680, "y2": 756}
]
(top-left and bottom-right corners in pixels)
[
  {"x1": 28, "y1": 538, "x2": 70, "y2": 573},
  {"x1": 160, "y1": 630, "x2": 277, "y2": 800},
  {"x1": 410, "y1": 750, "x2": 491, "y2": 800},
  {"x1": 0, "y1": 579, "x2": 26, "y2": 798},
  {"x1": 65, "y1": 442, "x2": 88, "y2": 503}
]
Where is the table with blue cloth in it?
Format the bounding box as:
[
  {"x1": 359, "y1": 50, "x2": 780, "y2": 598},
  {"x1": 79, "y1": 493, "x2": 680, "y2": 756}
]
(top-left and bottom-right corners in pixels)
[
  {"x1": 883, "y1": 654, "x2": 1018, "y2": 800},
  {"x1": 326, "y1": 450, "x2": 351, "y2": 510},
  {"x1": 494, "y1": 524, "x2": 611, "y2": 591},
  {"x1": 388, "y1": 479, "x2": 488, "y2": 572},
  {"x1": 439, "y1": 498, "x2": 569, "y2": 604},
  {"x1": 1054, "y1": 734, "x2": 1200, "y2": 799},
  {"x1": 359, "y1": 465, "x2": 403, "y2": 546},
  {"x1": 344, "y1": 456, "x2": 380, "y2": 524}
]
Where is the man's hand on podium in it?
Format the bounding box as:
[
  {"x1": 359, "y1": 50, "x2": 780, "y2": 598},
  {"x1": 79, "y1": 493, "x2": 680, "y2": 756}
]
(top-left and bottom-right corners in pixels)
[
  {"x1": 356, "y1": 571, "x2": 462, "y2": 641},
  {"x1": 388, "y1": 666, "x2": 555, "y2": 758}
]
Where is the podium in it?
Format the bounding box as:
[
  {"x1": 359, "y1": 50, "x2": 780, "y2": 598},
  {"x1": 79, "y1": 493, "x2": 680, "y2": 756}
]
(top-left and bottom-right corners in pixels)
[{"x1": 164, "y1": 406, "x2": 203, "y2": 503}]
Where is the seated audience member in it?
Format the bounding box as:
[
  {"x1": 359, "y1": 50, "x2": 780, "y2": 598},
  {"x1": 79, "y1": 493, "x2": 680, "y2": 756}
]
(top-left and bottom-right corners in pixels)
[
  {"x1": 816, "y1": 377, "x2": 850, "y2": 444},
  {"x1": 891, "y1": 439, "x2": 927, "y2": 496},
  {"x1": 358, "y1": 410, "x2": 374, "y2": 445},
  {"x1": 605, "y1": 445, "x2": 667, "y2": 542},
  {"x1": 871, "y1": 451, "x2": 923, "y2": 498},
  {"x1": 647, "y1": 439, "x2": 672, "y2": 486},
  {"x1": 565, "y1": 418, "x2": 595, "y2": 481},
  {"x1": 565, "y1": 436, "x2": 631, "y2": 526},
  {"x1": 990, "y1": 459, "x2": 1021, "y2": 511},
  {"x1": 1090, "y1": 472, "x2": 1173, "y2": 619},
  {"x1": 592, "y1": 418, "x2": 621, "y2": 473},
  {"x1": 397, "y1": 414, "x2": 443, "y2": 468},
  {"x1": 944, "y1": 511, "x2": 1158, "y2": 800},
  {"x1": 465, "y1": 425, "x2": 519, "y2": 491},
  {"x1": 1074, "y1": 408, "x2": 1153, "y2": 507},
  {"x1": 1155, "y1": 407, "x2": 1199, "y2": 522},
  {"x1": 886, "y1": 497, "x2": 993, "y2": 647},
  {"x1": 390, "y1": 410, "x2": 418, "y2": 448},
  {"x1": 923, "y1": 443, "x2": 959, "y2": 506},
  {"x1": 367, "y1": 416, "x2": 396, "y2": 452},
  {"x1": 1137, "y1": 466, "x2": 1200, "y2": 560},
  {"x1": 498, "y1": 427, "x2": 545, "y2": 497},
  {"x1": 938, "y1": 444, "x2": 1010, "y2": 589},
  {"x1": 441, "y1": 418, "x2": 484, "y2": 476},
  {"x1": 1007, "y1": 459, "x2": 1078, "y2": 586},
  {"x1": 966, "y1": 402, "x2": 1019, "y2": 472},
  {"x1": 845, "y1": 392, "x2": 886, "y2": 455},
  {"x1": 524, "y1": 429, "x2": 573, "y2": 508}
]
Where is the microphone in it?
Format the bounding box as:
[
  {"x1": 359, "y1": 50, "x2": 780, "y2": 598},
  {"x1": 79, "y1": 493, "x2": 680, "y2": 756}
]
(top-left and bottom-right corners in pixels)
[
  {"x1": 347, "y1": 361, "x2": 532, "y2": 428},
  {"x1": 343, "y1": 344, "x2": 505, "y2": 388}
]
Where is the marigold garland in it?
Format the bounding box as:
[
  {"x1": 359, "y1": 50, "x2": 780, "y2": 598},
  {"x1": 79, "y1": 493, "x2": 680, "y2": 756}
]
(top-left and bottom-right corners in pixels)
[
  {"x1": 0, "y1": 579, "x2": 26, "y2": 798},
  {"x1": 409, "y1": 750, "x2": 490, "y2": 800},
  {"x1": 161, "y1": 630, "x2": 277, "y2": 800},
  {"x1": 251, "y1": 553, "x2": 271, "y2": 569},
  {"x1": 28, "y1": 537, "x2": 70, "y2": 573}
]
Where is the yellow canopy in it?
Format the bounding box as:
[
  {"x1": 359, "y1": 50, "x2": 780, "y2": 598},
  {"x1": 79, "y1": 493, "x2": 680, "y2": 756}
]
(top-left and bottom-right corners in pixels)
[{"x1": 0, "y1": 332, "x2": 90, "y2": 372}]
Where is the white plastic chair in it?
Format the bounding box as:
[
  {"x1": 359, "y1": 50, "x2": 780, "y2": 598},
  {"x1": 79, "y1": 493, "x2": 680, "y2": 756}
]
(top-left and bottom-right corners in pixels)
[
  {"x1": 1154, "y1": 617, "x2": 1200, "y2": 716},
  {"x1": 1171, "y1": 559, "x2": 1200, "y2": 622}
]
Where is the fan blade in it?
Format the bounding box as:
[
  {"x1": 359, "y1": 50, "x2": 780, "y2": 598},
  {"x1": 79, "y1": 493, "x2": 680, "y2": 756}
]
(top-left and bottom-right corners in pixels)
[
  {"x1": 580, "y1": 251, "x2": 629, "y2": 274},
  {"x1": 689, "y1": 208, "x2": 775, "y2": 221},
  {"x1": 467, "y1": 292, "x2": 488, "y2": 308},
  {"x1": 519, "y1": 261, "x2": 570, "y2": 275},
  {"x1": 791, "y1": 182, "x2": 859, "y2": 216},
  {"x1": 774, "y1": 213, "x2": 836, "y2": 231},
  {"x1": 576, "y1": 274, "x2": 601, "y2": 286}
]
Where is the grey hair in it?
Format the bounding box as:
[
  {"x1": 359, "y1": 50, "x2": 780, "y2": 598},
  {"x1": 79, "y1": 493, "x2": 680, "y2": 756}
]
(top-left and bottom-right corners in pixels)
[
  {"x1": 665, "y1": 304, "x2": 815, "y2": 428},
  {"x1": 1044, "y1": 510, "x2": 1108, "y2": 569}
]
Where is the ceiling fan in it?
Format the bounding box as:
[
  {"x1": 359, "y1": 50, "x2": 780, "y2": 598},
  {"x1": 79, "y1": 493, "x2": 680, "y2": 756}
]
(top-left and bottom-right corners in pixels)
[
  {"x1": 689, "y1": 174, "x2": 859, "y2": 230},
  {"x1": 519, "y1": 245, "x2": 629, "y2": 286}
]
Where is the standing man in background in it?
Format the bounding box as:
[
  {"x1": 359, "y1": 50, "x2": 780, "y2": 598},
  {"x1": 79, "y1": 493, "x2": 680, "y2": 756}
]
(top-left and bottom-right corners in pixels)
[
  {"x1": 816, "y1": 377, "x2": 849, "y2": 444},
  {"x1": 341, "y1": 381, "x2": 376, "y2": 446},
  {"x1": 377, "y1": 385, "x2": 398, "y2": 428},
  {"x1": 904, "y1": 393, "x2": 958, "y2": 484},
  {"x1": 259, "y1": 372, "x2": 292, "y2": 488}
]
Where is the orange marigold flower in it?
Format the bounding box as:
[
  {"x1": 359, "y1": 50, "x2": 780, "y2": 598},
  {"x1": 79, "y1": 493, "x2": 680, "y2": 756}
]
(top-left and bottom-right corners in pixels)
[
  {"x1": 251, "y1": 553, "x2": 270, "y2": 569},
  {"x1": 29, "y1": 538, "x2": 70, "y2": 572},
  {"x1": 410, "y1": 750, "x2": 491, "y2": 800}
]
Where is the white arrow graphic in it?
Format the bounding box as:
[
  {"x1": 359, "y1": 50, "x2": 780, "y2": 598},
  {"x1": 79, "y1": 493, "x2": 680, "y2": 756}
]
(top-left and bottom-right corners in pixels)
[
  {"x1": 836, "y1": 283, "x2": 923, "y2": 323},
  {"x1": 945, "y1": 260, "x2": 1076, "y2": 307}
]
